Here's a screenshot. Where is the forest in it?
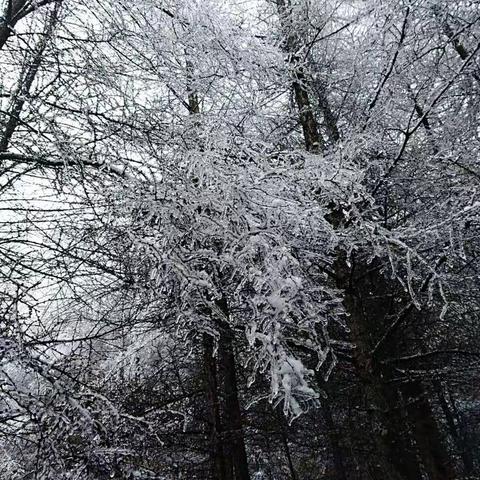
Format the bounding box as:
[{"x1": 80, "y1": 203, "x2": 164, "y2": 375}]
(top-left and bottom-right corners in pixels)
[{"x1": 0, "y1": 0, "x2": 479, "y2": 478}]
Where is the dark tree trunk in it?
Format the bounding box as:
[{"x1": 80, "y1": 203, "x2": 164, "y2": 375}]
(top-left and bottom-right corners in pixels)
[
  {"x1": 337, "y1": 254, "x2": 455, "y2": 480},
  {"x1": 316, "y1": 85, "x2": 340, "y2": 145},
  {"x1": 281, "y1": 432, "x2": 298, "y2": 480},
  {"x1": 402, "y1": 381, "x2": 456, "y2": 480},
  {"x1": 218, "y1": 322, "x2": 250, "y2": 480},
  {"x1": 189, "y1": 48, "x2": 249, "y2": 477},
  {"x1": 276, "y1": 0, "x2": 325, "y2": 153},
  {"x1": 0, "y1": 1, "x2": 56, "y2": 52},
  {"x1": 0, "y1": 0, "x2": 26, "y2": 51},
  {"x1": 275, "y1": 3, "x2": 456, "y2": 479},
  {"x1": 336, "y1": 256, "x2": 417, "y2": 480},
  {"x1": 0, "y1": 23, "x2": 10, "y2": 51},
  {"x1": 274, "y1": 410, "x2": 298, "y2": 480},
  {"x1": 435, "y1": 381, "x2": 474, "y2": 477},
  {"x1": 316, "y1": 377, "x2": 347, "y2": 480},
  {"x1": 204, "y1": 334, "x2": 228, "y2": 480},
  {"x1": 276, "y1": 1, "x2": 419, "y2": 476}
]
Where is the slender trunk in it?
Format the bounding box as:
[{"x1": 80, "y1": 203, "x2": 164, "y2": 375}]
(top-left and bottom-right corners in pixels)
[
  {"x1": 281, "y1": 433, "x2": 297, "y2": 480},
  {"x1": 291, "y1": 77, "x2": 324, "y2": 153},
  {"x1": 188, "y1": 51, "x2": 249, "y2": 478},
  {"x1": 204, "y1": 334, "x2": 228, "y2": 480},
  {"x1": 401, "y1": 381, "x2": 456, "y2": 480},
  {"x1": 188, "y1": 63, "x2": 230, "y2": 479},
  {"x1": 316, "y1": 85, "x2": 340, "y2": 144},
  {"x1": 218, "y1": 321, "x2": 250, "y2": 480},
  {"x1": 434, "y1": 381, "x2": 474, "y2": 477},
  {"x1": 276, "y1": 0, "x2": 325, "y2": 153},
  {"x1": 274, "y1": 410, "x2": 298, "y2": 480},
  {"x1": 0, "y1": 1, "x2": 58, "y2": 51},
  {"x1": 315, "y1": 375, "x2": 347, "y2": 480}
]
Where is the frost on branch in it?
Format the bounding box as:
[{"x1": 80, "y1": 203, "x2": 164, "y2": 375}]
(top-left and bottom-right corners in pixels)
[
  {"x1": 97, "y1": 139, "x2": 351, "y2": 419},
  {"x1": 246, "y1": 323, "x2": 322, "y2": 421}
]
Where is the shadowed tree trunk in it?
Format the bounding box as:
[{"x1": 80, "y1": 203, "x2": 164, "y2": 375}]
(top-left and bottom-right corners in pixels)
[
  {"x1": 315, "y1": 374, "x2": 347, "y2": 480},
  {"x1": 403, "y1": 380, "x2": 456, "y2": 480},
  {"x1": 204, "y1": 334, "x2": 228, "y2": 480},
  {"x1": 435, "y1": 381, "x2": 475, "y2": 476},
  {"x1": 335, "y1": 255, "x2": 419, "y2": 480},
  {"x1": 217, "y1": 297, "x2": 250, "y2": 480},
  {"x1": 342, "y1": 256, "x2": 455, "y2": 480}
]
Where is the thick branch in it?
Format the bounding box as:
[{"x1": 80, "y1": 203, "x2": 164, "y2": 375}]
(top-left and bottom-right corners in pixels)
[
  {"x1": 0, "y1": 151, "x2": 128, "y2": 177},
  {"x1": 0, "y1": 0, "x2": 57, "y2": 50}
]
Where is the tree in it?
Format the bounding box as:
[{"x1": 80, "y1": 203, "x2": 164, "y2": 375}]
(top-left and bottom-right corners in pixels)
[{"x1": 1, "y1": 0, "x2": 480, "y2": 479}]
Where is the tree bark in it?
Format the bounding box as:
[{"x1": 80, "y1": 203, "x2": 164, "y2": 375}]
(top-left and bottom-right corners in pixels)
[
  {"x1": 188, "y1": 52, "x2": 249, "y2": 478},
  {"x1": 218, "y1": 321, "x2": 250, "y2": 480},
  {"x1": 275, "y1": 2, "x2": 413, "y2": 477},
  {"x1": 315, "y1": 375, "x2": 347, "y2": 480},
  {"x1": 434, "y1": 381, "x2": 474, "y2": 477},
  {"x1": 276, "y1": 0, "x2": 325, "y2": 153},
  {"x1": 275, "y1": 2, "x2": 457, "y2": 477},
  {"x1": 338, "y1": 254, "x2": 455, "y2": 480},
  {"x1": 402, "y1": 380, "x2": 456, "y2": 480},
  {"x1": 204, "y1": 334, "x2": 228, "y2": 480},
  {"x1": 0, "y1": 0, "x2": 26, "y2": 51}
]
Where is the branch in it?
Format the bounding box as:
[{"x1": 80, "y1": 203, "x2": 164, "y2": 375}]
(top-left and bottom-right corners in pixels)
[
  {"x1": 0, "y1": 0, "x2": 58, "y2": 51},
  {"x1": 373, "y1": 40, "x2": 480, "y2": 193},
  {"x1": 366, "y1": 7, "x2": 410, "y2": 116},
  {"x1": 370, "y1": 255, "x2": 447, "y2": 358},
  {"x1": 0, "y1": 151, "x2": 129, "y2": 177},
  {"x1": 381, "y1": 349, "x2": 480, "y2": 366}
]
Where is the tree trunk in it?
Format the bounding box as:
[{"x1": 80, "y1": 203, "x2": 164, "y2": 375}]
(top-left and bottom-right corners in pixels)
[
  {"x1": 435, "y1": 381, "x2": 475, "y2": 476},
  {"x1": 402, "y1": 380, "x2": 456, "y2": 480},
  {"x1": 218, "y1": 321, "x2": 250, "y2": 480},
  {"x1": 315, "y1": 376, "x2": 347, "y2": 480},
  {"x1": 336, "y1": 256, "x2": 419, "y2": 480},
  {"x1": 0, "y1": 0, "x2": 26, "y2": 51},
  {"x1": 276, "y1": 0, "x2": 325, "y2": 153},
  {"x1": 189, "y1": 49, "x2": 249, "y2": 478},
  {"x1": 338, "y1": 254, "x2": 455, "y2": 480},
  {"x1": 204, "y1": 334, "x2": 228, "y2": 480},
  {"x1": 276, "y1": 1, "x2": 415, "y2": 476}
]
